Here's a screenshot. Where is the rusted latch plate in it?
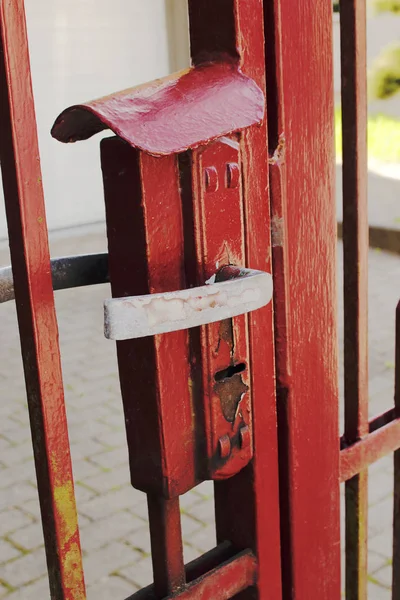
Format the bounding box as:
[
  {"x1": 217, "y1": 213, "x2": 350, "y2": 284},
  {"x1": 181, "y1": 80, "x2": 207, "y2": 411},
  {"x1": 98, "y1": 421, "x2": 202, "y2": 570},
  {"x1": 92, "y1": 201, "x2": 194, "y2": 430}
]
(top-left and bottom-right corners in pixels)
[{"x1": 104, "y1": 267, "x2": 272, "y2": 340}]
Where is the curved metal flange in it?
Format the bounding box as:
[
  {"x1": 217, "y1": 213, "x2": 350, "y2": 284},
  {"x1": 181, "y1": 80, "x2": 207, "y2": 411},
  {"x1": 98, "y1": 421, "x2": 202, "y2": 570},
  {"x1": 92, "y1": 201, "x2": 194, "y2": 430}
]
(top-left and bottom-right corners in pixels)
[
  {"x1": 51, "y1": 61, "x2": 265, "y2": 156},
  {"x1": 104, "y1": 266, "x2": 273, "y2": 341},
  {"x1": 0, "y1": 253, "x2": 108, "y2": 304}
]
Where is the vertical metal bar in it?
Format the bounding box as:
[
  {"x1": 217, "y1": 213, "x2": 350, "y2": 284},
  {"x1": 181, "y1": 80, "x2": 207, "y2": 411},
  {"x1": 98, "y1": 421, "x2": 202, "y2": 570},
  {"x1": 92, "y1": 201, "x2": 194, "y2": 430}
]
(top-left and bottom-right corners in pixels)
[
  {"x1": 101, "y1": 139, "x2": 196, "y2": 499},
  {"x1": 276, "y1": 0, "x2": 341, "y2": 597},
  {"x1": 188, "y1": 2, "x2": 283, "y2": 599},
  {"x1": 263, "y1": 0, "x2": 293, "y2": 595},
  {"x1": 340, "y1": 0, "x2": 369, "y2": 597},
  {"x1": 0, "y1": 2, "x2": 85, "y2": 599},
  {"x1": 147, "y1": 496, "x2": 185, "y2": 597},
  {"x1": 392, "y1": 301, "x2": 400, "y2": 598}
]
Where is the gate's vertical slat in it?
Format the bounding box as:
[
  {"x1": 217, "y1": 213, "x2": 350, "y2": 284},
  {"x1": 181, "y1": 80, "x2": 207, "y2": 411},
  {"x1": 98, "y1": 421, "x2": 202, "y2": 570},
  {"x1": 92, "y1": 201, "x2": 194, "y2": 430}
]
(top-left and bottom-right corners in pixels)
[
  {"x1": 392, "y1": 301, "x2": 400, "y2": 598},
  {"x1": 340, "y1": 0, "x2": 369, "y2": 597},
  {"x1": 276, "y1": 0, "x2": 341, "y2": 597},
  {"x1": 188, "y1": 2, "x2": 283, "y2": 598},
  {"x1": 0, "y1": 2, "x2": 85, "y2": 599},
  {"x1": 147, "y1": 495, "x2": 185, "y2": 597}
]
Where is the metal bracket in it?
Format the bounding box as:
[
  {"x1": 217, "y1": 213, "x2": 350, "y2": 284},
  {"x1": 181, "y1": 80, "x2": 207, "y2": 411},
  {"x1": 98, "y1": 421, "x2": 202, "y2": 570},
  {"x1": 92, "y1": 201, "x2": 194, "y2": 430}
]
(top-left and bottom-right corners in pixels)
[{"x1": 104, "y1": 266, "x2": 273, "y2": 340}]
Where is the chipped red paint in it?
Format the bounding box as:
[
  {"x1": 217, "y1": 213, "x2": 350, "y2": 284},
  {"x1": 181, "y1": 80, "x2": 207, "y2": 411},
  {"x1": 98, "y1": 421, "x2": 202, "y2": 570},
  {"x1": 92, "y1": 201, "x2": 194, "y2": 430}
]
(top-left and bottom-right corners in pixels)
[
  {"x1": 0, "y1": 1, "x2": 85, "y2": 598},
  {"x1": 8, "y1": 0, "x2": 390, "y2": 595},
  {"x1": 101, "y1": 139, "x2": 196, "y2": 499},
  {"x1": 51, "y1": 62, "x2": 265, "y2": 156},
  {"x1": 189, "y1": 136, "x2": 254, "y2": 480},
  {"x1": 271, "y1": 0, "x2": 341, "y2": 597}
]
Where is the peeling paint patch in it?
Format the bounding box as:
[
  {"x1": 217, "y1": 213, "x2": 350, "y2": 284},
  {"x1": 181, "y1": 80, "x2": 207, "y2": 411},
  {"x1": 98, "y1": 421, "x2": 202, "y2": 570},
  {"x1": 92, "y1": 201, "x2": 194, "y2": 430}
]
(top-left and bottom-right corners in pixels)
[
  {"x1": 104, "y1": 268, "x2": 273, "y2": 340},
  {"x1": 271, "y1": 215, "x2": 285, "y2": 247}
]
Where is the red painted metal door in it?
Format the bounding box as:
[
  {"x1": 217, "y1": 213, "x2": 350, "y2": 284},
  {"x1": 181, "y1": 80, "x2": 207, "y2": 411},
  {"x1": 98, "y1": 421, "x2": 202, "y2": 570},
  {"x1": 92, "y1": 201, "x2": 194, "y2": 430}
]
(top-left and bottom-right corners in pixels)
[{"x1": 2, "y1": 0, "x2": 383, "y2": 599}]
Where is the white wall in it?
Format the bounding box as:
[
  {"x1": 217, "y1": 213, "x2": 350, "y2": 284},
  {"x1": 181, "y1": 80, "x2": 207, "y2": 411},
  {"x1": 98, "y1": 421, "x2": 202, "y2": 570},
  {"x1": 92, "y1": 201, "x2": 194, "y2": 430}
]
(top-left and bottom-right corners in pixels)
[{"x1": 0, "y1": 0, "x2": 190, "y2": 240}]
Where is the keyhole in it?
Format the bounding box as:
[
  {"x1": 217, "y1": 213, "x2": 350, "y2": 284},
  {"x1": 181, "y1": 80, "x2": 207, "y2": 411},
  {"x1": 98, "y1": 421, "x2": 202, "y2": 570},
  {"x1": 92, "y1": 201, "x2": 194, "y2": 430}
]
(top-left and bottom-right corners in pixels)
[{"x1": 214, "y1": 362, "x2": 246, "y2": 382}]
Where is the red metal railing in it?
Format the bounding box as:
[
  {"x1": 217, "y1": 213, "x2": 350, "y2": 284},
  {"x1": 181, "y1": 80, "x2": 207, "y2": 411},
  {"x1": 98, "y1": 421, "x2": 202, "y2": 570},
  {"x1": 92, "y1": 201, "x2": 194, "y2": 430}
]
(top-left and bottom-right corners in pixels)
[
  {"x1": 339, "y1": 0, "x2": 400, "y2": 598},
  {"x1": 0, "y1": 1, "x2": 86, "y2": 598},
  {"x1": 6, "y1": 0, "x2": 400, "y2": 598}
]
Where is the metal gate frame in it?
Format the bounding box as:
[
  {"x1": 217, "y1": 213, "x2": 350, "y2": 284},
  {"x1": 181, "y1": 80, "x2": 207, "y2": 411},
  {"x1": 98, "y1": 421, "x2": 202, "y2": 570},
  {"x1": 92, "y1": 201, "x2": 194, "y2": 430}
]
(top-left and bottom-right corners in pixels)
[{"x1": 4, "y1": 0, "x2": 395, "y2": 599}]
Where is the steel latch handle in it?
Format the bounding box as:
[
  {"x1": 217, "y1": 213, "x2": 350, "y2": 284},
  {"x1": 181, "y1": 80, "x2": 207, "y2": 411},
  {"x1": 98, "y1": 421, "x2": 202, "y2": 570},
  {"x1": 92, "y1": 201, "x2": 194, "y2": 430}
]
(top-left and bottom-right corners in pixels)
[{"x1": 104, "y1": 266, "x2": 273, "y2": 341}]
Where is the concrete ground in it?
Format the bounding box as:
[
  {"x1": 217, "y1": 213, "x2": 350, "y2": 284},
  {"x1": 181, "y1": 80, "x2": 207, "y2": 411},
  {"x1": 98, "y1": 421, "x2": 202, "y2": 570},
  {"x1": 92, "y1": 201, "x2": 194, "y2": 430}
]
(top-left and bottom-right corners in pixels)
[{"x1": 0, "y1": 225, "x2": 399, "y2": 599}]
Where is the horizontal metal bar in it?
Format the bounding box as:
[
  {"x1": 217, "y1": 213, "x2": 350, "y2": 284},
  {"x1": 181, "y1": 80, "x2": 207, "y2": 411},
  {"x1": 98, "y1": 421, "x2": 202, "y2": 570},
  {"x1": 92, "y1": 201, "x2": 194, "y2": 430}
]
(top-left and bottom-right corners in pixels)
[
  {"x1": 105, "y1": 266, "x2": 273, "y2": 340},
  {"x1": 0, "y1": 253, "x2": 108, "y2": 303},
  {"x1": 125, "y1": 549, "x2": 257, "y2": 600},
  {"x1": 340, "y1": 409, "x2": 400, "y2": 482}
]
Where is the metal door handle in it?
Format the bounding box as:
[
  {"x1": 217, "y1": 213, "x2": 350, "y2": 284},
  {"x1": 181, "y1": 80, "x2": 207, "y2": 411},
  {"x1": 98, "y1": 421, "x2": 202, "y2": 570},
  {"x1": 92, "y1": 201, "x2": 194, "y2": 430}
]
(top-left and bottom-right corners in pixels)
[{"x1": 104, "y1": 266, "x2": 273, "y2": 340}]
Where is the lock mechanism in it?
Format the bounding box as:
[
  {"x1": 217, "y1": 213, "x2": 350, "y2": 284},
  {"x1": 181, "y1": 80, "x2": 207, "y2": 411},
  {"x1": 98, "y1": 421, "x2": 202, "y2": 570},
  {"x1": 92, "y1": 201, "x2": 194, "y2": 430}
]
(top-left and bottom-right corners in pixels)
[{"x1": 51, "y1": 60, "x2": 273, "y2": 495}]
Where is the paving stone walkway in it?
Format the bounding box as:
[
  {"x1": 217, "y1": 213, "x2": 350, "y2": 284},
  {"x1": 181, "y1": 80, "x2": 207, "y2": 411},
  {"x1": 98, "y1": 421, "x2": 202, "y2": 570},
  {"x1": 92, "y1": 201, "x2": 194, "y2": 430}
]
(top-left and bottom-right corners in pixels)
[{"x1": 0, "y1": 225, "x2": 399, "y2": 599}]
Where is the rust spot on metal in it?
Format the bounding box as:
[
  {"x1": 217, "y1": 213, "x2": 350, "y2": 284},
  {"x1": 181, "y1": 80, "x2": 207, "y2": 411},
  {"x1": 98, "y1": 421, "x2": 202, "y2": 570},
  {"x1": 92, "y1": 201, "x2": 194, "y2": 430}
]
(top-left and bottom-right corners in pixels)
[
  {"x1": 268, "y1": 133, "x2": 286, "y2": 165},
  {"x1": 271, "y1": 215, "x2": 285, "y2": 248},
  {"x1": 214, "y1": 372, "x2": 249, "y2": 423},
  {"x1": 216, "y1": 318, "x2": 234, "y2": 355}
]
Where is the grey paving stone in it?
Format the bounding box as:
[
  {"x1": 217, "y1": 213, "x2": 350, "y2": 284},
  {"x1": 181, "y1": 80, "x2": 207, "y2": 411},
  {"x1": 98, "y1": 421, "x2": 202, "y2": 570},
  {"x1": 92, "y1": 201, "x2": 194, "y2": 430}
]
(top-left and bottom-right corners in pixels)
[
  {"x1": 185, "y1": 497, "x2": 215, "y2": 524},
  {"x1": 187, "y1": 525, "x2": 216, "y2": 554},
  {"x1": 0, "y1": 463, "x2": 36, "y2": 490},
  {"x1": 83, "y1": 465, "x2": 131, "y2": 494},
  {"x1": 0, "y1": 547, "x2": 47, "y2": 588},
  {"x1": 6, "y1": 576, "x2": 50, "y2": 600},
  {"x1": 369, "y1": 497, "x2": 393, "y2": 539},
  {"x1": 9, "y1": 522, "x2": 44, "y2": 552},
  {"x1": 369, "y1": 531, "x2": 393, "y2": 558},
  {"x1": 71, "y1": 459, "x2": 103, "y2": 481},
  {"x1": 82, "y1": 541, "x2": 142, "y2": 586},
  {"x1": 1, "y1": 442, "x2": 34, "y2": 468},
  {"x1": 368, "y1": 470, "x2": 393, "y2": 506},
  {"x1": 183, "y1": 543, "x2": 202, "y2": 564},
  {"x1": 89, "y1": 447, "x2": 129, "y2": 471},
  {"x1": 180, "y1": 514, "x2": 204, "y2": 538},
  {"x1": 194, "y1": 480, "x2": 214, "y2": 499},
  {"x1": 20, "y1": 498, "x2": 41, "y2": 521},
  {"x1": 0, "y1": 540, "x2": 21, "y2": 563},
  {"x1": 87, "y1": 576, "x2": 138, "y2": 600},
  {"x1": 368, "y1": 581, "x2": 392, "y2": 599},
  {"x1": 374, "y1": 564, "x2": 393, "y2": 588},
  {"x1": 0, "y1": 483, "x2": 37, "y2": 512},
  {"x1": 94, "y1": 429, "x2": 126, "y2": 449},
  {"x1": 118, "y1": 557, "x2": 153, "y2": 588},
  {"x1": 70, "y1": 438, "x2": 108, "y2": 462},
  {"x1": 80, "y1": 510, "x2": 145, "y2": 552},
  {"x1": 73, "y1": 483, "x2": 97, "y2": 505},
  {"x1": 0, "y1": 508, "x2": 33, "y2": 537},
  {"x1": 368, "y1": 551, "x2": 390, "y2": 575},
  {"x1": 123, "y1": 526, "x2": 151, "y2": 555},
  {"x1": 129, "y1": 501, "x2": 149, "y2": 522},
  {"x1": 79, "y1": 486, "x2": 145, "y2": 522}
]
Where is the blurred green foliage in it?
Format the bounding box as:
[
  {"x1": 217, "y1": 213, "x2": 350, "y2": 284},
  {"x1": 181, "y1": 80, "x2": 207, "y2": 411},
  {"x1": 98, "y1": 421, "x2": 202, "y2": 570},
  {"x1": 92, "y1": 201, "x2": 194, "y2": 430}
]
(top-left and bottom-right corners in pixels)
[
  {"x1": 370, "y1": 43, "x2": 400, "y2": 99},
  {"x1": 372, "y1": 0, "x2": 400, "y2": 13},
  {"x1": 335, "y1": 108, "x2": 400, "y2": 162},
  {"x1": 369, "y1": 0, "x2": 400, "y2": 100}
]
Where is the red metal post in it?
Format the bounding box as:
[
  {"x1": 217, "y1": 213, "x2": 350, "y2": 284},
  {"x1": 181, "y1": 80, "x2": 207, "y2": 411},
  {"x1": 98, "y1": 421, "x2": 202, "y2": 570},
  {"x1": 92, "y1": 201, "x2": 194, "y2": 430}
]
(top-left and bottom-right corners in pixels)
[
  {"x1": 393, "y1": 301, "x2": 400, "y2": 596},
  {"x1": 340, "y1": 0, "x2": 369, "y2": 597},
  {"x1": 0, "y1": 1, "x2": 85, "y2": 598},
  {"x1": 188, "y1": 2, "x2": 283, "y2": 598},
  {"x1": 271, "y1": 0, "x2": 341, "y2": 597}
]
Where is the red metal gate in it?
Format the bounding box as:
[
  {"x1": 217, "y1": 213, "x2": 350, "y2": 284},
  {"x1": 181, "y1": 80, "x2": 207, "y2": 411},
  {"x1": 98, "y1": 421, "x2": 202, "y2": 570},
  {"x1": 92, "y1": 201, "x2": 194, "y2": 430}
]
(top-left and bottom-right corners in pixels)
[{"x1": 2, "y1": 0, "x2": 397, "y2": 599}]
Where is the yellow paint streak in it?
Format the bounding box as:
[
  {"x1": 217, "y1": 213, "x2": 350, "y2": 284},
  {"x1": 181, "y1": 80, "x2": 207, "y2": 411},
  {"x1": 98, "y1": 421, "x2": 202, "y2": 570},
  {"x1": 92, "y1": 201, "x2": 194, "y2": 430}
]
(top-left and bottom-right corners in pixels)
[
  {"x1": 62, "y1": 542, "x2": 86, "y2": 599},
  {"x1": 53, "y1": 480, "x2": 86, "y2": 598},
  {"x1": 54, "y1": 480, "x2": 78, "y2": 543}
]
